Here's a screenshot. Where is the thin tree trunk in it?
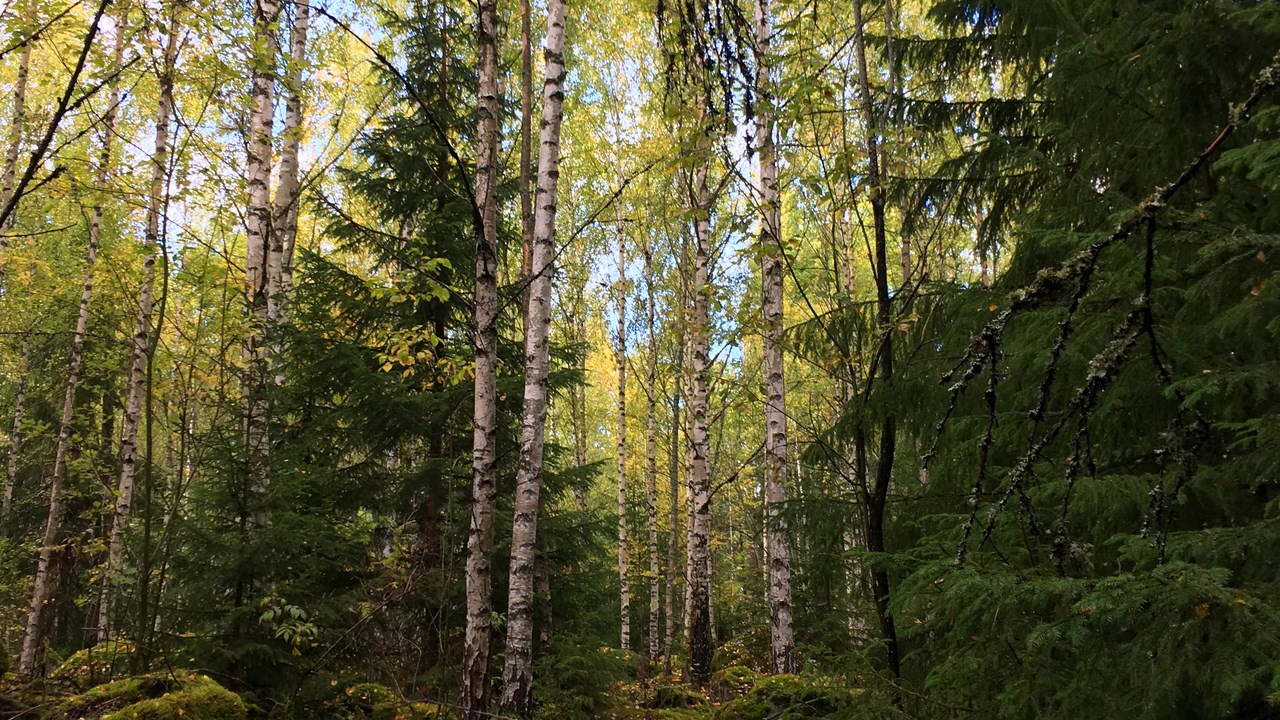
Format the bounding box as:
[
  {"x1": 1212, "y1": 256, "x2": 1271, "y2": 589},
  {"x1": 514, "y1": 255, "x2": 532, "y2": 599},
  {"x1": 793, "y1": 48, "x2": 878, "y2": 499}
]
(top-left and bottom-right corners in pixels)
[
  {"x1": 18, "y1": 11, "x2": 123, "y2": 673},
  {"x1": 687, "y1": 146, "x2": 714, "y2": 686},
  {"x1": 97, "y1": 15, "x2": 179, "y2": 644},
  {"x1": 518, "y1": 0, "x2": 533, "y2": 279},
  {"x1": 569, "y1": 291, "x2": 589, "y2": 510},
  {"x1": 662, "y1": 341, "x2": 682, "y2": 674},
  {"x1": 1, "y1": 342, "x2": 30, "y2": 535},
  {"x1": 461, "y1": 0, "x2": 501, "y2": 712},
  {"x1": 243, "y1": 0, "x2": 280, "y2": 529},
  {"x1": 852, "y1": 0, "x2": 901, "y2": 681},
  {"x1": 644, "y1": 240, "x2": 660, "y2": 664},
  {"x1": 755, "y1": 0, "x2": 796, "y2": 676},
  {"x1": 270, "y1": 0, "x2": 310, "y2": 325},
  {"x1": 615, "y1": 197, "x2": 630, "y2": 652},
  {"x1": 500, "y1": 0, "x2": 567, "y2": 711}
]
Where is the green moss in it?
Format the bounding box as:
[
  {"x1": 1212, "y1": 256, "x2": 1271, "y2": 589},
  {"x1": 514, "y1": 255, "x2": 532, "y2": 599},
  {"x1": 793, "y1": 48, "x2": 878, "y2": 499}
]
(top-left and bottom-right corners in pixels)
[
  {"x1": 712, "y1": 674, "x2": 859, "y2": 720},
  {"x1": 104, "y1": 677, "x2": 246, "y2": 720},
  {"x1": 647, "y1": 683, "x2": 709, "y2": 709},
  {"x1": 371, "y1": 699, "x2": 456, "y2": 719},
  {"x1": 711, "y1": 666, "x2": 758, "y2": 698},
  {"x1": 58, "y1": 675, "x2": 180, "y2": 716},
  {"x1": 50, "y1": 641, "x2": 133, "y2": 686}
]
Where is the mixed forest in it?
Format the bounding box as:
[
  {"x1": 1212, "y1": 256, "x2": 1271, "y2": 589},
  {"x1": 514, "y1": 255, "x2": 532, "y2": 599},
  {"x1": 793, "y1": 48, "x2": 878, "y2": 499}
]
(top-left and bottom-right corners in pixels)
[{"x1": 0, "y1": 0, "x2": 1278, "y2": 718}]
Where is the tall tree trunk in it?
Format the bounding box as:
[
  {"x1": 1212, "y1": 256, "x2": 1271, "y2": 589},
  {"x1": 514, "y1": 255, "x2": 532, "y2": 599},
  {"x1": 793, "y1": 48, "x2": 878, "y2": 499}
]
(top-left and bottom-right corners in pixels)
[
  {"x1": 644, "y1": 240, "x2": 660, "y2": 663},
  {"x1": 461, "y1": 0, "x2": 501, "y2": 712},
  {"x1": 615, "y1": 198, "x2": 630, "y2": 652},
  {"x1": 500, "y1": 0, "x2": 567, "y2": 711},
  {"x1": 270, "y1": 0, "x2": 310, "y2": 325},
  {"x1": 1, "y1": 342, "x2": 30, "y2": 534},
  {"x1": 852, "y1": 0, "x2": 901, "y2": 681},
  {"x1": 18, "y1": 11, "x2": 123, "y2": 674},
  {"x1": 97, "y1": 15, "x2": 179, "y2": 644},
  {"x1": 662, "y1": 345, "x2": 682, "y2": 675},
  {"x1": 755, "y1": 0, "x2": 796, "y2": 676},
  {"x1": 687, "y1": 145, "x2": 714, "y2": 686},
  {"x1": 243, "y1": 0, "x2": 280, "y2": 529},
  {"x1": 518, "y1": 0, "x2": 533, "y2": 279}
]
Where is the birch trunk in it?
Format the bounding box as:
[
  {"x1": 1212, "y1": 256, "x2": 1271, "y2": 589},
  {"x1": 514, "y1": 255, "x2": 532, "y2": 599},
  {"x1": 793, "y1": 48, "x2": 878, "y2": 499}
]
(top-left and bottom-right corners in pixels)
[
  {"x1": 1, "y1": 342, "x2": 30, "y2": 534},
  {"x1": 755, "y1": 0, "x2": 796, "y2": 675},
  {"x1": 518, "y1": 0, "x2": 534, "y2": 278},
  {"x1": 97, "y1": 16, "x2": 179, "y2": 643},
  {"x1": 662, "y1": 352, "x2": 681, "y2": 674},
  {"x1": 852, "y1": 0, "x2": 901, "y2": 680},
  {"x1": 687, "y1": 151, "x2": 714, "y2": 686},
  {"x1": 243, "y1": 0, "x2": 280, "y2": 528},
  {"x1": 500, "y1": 0, "x2": 567, "y2": 711},
  {"x1": 615, "y1": 201, "x2": 630, "y2": 651},
  {"x1": 644, "y1": 241, "x2": 660, "y2": 663},
  {"x1": 461, "y1": 0, "x2": 501, "y2": 712},
  {"x1": 270, "y1": 0, "x2": 309, "y2": 325},
  {"x1": 18, "y1": 13, "x2": 123, "y2": 673}
]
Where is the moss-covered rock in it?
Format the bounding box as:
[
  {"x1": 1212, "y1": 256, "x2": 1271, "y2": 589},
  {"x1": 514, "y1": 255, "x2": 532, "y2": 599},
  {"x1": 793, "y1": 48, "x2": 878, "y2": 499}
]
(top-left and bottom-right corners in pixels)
[
  {"x1": 50, "y1": 641, "x2": 134, "y2": 687},
  {"x1": 710, "y1": 666, "x2": 758, "y2": 699},
  {"x1": 104, "y1": 675, "x2": 245, "y2": 720},
  {"x1": 647, "y1": 682, "x2": 709, "y2": 709},
  {"x1": 371, "y1": 699, "x2": 456, "y2": 719},
  {"x1": 712, "y1": 674, "x2": 859, "y2": 720}
]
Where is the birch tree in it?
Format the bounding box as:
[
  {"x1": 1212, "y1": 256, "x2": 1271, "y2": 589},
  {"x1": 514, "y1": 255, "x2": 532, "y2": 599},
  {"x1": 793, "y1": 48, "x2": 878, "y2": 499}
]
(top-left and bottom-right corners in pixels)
[
  {"x1": 243, "y1": 0, "x2": 280, "y2": 528},
  {"x1": 18, "y1": 3, "x2": 119, "y2": 673},
  {"x1": 615, "y1": 192, "x2": 631, "y2": 652},
  {"x1": 644, "y1": 236, "x2": 660, "y2": 663},
  {"x1": 755, "y1": 0, "x2": 795, "y2": 675},
  {"x1": 97, "y1": 12, "x2": 180, "y2": 643},
  {"x1": 500, "y1": 0, "x2": 568, "y2": 710},
  {"x1": 461, "y1": 0, "x2": 501, "y2": 712}
]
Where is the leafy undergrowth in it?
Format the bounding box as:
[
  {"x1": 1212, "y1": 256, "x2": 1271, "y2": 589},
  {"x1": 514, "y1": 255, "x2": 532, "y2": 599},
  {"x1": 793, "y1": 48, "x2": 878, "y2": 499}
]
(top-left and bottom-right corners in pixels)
[{"x1": 1, "y1": 670, "x2": 246, "y2": 719}]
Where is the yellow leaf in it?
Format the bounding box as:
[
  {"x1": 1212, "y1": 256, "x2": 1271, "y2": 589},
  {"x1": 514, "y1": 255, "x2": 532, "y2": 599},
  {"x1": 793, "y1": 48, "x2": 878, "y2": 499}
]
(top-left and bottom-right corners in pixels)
[
  {"x1": 1195, "y1": 602, "x2": 1211, "y2": 619},
  {"x1": 988, "y1": 304, "x2": 998, "y2": 312}
]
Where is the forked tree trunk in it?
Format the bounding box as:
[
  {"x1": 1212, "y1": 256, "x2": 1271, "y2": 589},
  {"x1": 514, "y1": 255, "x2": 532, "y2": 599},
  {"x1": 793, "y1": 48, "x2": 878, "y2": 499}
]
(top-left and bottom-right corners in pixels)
[
  {"x1": 243, "y1": 0, "x2": 280, "y2": 529},
  {"x1": 754, "y1": 0, "x2": 796, "y2": 675},
  {"x1": 97, "y1": 15, "x2": 180, "y2": 643},
  {"x1": 18, "y1": 10, "x2": 121, "y2": 674},
  {"x1": 500, "y1": 0, "x2": 567, "y2": 712},
  {"x1": 461, "y1": 0, "x2": 501, "y2": 713},
  {"x1": 270, "y1": 0, "x2": 310, "y2": 325}
]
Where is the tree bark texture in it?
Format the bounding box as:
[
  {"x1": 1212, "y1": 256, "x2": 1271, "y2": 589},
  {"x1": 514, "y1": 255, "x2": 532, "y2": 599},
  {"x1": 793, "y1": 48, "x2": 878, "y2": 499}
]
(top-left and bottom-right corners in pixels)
[
  {"x1": 755, "y1": 0, "x2": 796, "y2": 676},
  {"x1": 615, "y1": 197, "x2": 630, "y2": 652},
  {"x1": 461, "y1": 0, "x2": 501, "y2": 713},
  {"x1": 500, "y1": 0, "x2": 567, "y2": 712}
]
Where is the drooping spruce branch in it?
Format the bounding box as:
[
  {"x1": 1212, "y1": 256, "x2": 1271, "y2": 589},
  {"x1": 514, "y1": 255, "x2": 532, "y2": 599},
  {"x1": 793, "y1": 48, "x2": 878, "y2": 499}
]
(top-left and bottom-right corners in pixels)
[{"x1": 929, "y1": 50, "x2": 1280, "y2": 561}]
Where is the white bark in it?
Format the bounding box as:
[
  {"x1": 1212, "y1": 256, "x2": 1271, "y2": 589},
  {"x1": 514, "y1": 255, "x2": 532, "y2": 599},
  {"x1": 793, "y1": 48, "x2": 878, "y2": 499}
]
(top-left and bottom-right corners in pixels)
[
  {"x1": 243, "y1": 0, "x2": 280, "y2": 528},
  {"x1": 615, "y1": 199, "x2": 630, "y2": 651},
  {"x1": 687, "y1": 154, "x2": 714, "y2": 685},
  {"x1": 461, "y1": 0, "x2": 500, "y2": 712},
  {"x1": 18, "y1": 14, "x2": 124, "y2": 673},
  {"x1": 644, "y1": 241, "x2": 660, "y2": 663},
  {"x1": 269, "y1": 0, "x2": 309, "y2": 325},
  {"x1": 500, "y1": 0, "x2": 567, "y2": 711},
  {"x1": 755, "y1": 0, "x2": 796, "y2": 675},
  {"x1": 97, "y1": 16, "x2": 179, "y2": 643}
]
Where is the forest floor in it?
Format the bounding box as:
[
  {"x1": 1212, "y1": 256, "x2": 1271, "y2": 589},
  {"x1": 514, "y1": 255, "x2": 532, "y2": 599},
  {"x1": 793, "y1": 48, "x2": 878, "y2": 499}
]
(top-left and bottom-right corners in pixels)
[{"x1": 0, "y1": 642, "x2": 866, "y2": 719}]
